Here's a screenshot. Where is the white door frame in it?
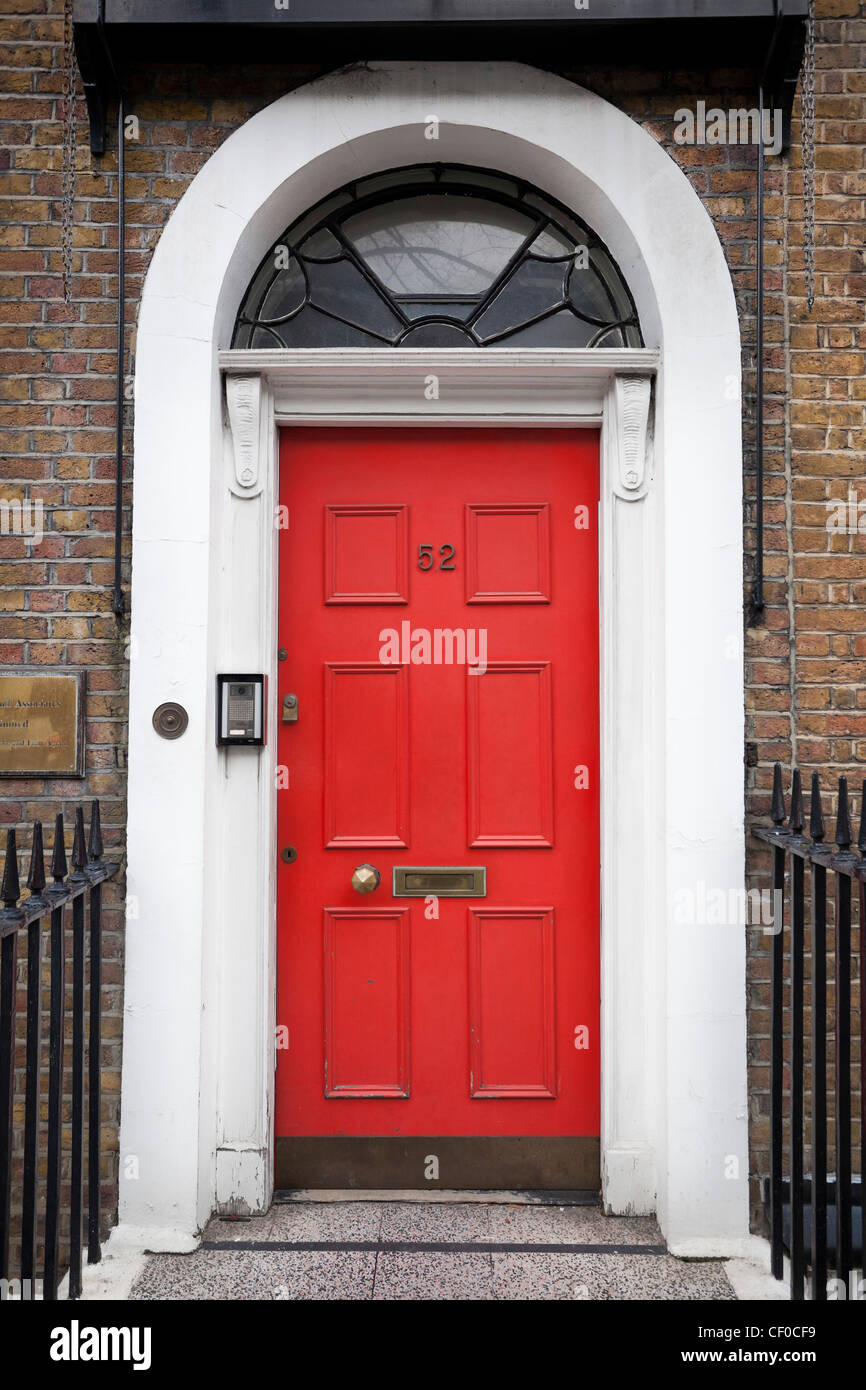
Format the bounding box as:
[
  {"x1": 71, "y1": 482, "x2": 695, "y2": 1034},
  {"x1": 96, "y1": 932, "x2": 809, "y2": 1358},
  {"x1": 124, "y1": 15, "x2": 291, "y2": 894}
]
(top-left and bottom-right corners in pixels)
[
  {"x1": 121, "y1": 62, "x2": 748, "y2": 1257},
  {"x1": 220, "y1": 343, "x2": 656, "y2": 1212}
]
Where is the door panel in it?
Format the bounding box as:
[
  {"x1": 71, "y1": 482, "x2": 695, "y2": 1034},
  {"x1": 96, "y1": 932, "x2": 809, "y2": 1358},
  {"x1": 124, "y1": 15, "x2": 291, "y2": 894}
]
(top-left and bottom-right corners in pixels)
[
  {"x1": 324, "y1": 504, "x2": 409, "y2": 604},
  {"x1": 465, "y1": 502, "x2": 551, "y2": 603},
  {"x1": 323, "y1": 663, "x2": 410, "y2": 847},
  {"x1": 323, "y1": 907, "x2": 410, "y2": 1098},
  {"x1": 467, "y1": 661, "x2": 554, "y2": 847},
  {"x1": 276, "y1": 427, "x2": 600, "y2": 1186},
  {"x1": 468, "y1": 907, "x2": 557, "y2": 1100}
]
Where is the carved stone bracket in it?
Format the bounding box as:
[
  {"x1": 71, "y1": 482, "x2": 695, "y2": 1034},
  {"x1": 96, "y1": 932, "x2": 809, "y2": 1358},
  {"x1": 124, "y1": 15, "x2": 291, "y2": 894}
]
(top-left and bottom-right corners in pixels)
[
  {"x1": 611, "y1": 375, "x2": 652, "y2": 501},
  {"x1": 226, "y1": 373, "x2": 265, "y2": 498}
]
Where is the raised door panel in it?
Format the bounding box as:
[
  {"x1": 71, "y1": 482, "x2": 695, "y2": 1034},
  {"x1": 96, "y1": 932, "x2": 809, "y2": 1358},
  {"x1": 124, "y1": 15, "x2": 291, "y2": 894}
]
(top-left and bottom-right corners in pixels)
[
  {"x1": 468, "y1": 908, "x2": 556, "y2": 1099},
  {"x1": 467, "y1": 661, "x2": 554, "y2": 847},
  {"x1": 324, "y1": 503, "x2": 409, "y2": 604},
  {"x1": 465, "y1": 502, "x2": 551, "y2": 603},
  {"x1": 324, "y1": 662, "x2": 409, "y2": 847},
  {"x1": 324, "y1": 907, "x2": 410, "y2": 1097}
]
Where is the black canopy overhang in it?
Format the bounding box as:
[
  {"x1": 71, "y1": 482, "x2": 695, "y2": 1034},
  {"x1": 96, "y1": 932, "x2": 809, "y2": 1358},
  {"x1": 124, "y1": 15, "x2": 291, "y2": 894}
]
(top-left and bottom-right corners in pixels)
[{"x1": 75, "y1": 0, "x2": 807, "y2": 156}]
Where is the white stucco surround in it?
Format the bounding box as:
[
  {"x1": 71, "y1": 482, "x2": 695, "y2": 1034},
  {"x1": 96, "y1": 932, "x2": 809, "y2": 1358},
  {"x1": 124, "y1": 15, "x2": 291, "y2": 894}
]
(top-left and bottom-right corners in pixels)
[{"x1": 121, "y1": 62, "x2": 747, "y2": 1256}]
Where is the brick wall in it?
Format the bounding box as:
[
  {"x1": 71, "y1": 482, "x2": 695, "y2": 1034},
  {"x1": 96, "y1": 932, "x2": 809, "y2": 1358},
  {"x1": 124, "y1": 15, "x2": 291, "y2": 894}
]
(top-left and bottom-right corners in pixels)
[
  {"x1": 752, "y1": 1, "x2": 866, "y2": 1231},
  {"x1": 0, "y1": 0, "x2": 862, "y2": 1247},
  {"x1": 2, "y1": 0, "x2": 130, "y2": 1271},
  {"x1": 565, "y1": 2, "x2": 866, "y2": 1235}
]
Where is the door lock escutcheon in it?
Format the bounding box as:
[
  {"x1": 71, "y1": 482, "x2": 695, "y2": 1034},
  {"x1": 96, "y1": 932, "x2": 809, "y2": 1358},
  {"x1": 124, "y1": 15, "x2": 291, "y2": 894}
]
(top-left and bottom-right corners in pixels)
[
  {"x1": 282, "y1": 693, "x2": 298, "y2": 723},
  {"x1": 280, "y1": 845, "x2": 298, "y2": 864}
]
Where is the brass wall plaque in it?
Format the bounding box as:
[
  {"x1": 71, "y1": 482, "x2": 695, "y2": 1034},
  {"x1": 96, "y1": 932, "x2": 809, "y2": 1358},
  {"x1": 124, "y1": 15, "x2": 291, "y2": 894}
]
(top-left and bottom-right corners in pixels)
[
  {"x1": 393, "y1": 866, "x2": 486, "y2": 898},
  {"x1": 0, "y1": 670, "x2": 85, "y2": 778}
]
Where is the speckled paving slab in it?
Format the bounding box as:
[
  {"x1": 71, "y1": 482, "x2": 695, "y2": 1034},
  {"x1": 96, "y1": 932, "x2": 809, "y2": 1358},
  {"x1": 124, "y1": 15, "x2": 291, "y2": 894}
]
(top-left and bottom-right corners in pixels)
[
  {"x1": 128, "y1": 1202, "x2": 735, "y2": 1301},
  {"x1": 490, "y1": 1252, "x2": 737, "y2": 1301},
  {"x1": 129, "y1": 1248, "x2": 377, "y2": 1301}
]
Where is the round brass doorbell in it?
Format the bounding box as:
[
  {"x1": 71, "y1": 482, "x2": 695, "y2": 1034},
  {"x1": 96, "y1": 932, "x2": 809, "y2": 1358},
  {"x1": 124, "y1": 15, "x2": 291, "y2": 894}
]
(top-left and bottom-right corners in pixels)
[
  {"x1": 152, "y1": 701, "x2": 188, "y2": 740},
  {"x1": 351, "y1": 863, "x2": 380, "y2": 893}
]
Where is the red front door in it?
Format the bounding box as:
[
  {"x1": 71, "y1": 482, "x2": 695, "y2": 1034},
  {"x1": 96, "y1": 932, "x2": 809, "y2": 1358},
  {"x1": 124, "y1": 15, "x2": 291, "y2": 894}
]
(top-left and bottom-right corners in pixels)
[{"x1": 275, "y1": 427, "x2": 600, "y2": 1189}]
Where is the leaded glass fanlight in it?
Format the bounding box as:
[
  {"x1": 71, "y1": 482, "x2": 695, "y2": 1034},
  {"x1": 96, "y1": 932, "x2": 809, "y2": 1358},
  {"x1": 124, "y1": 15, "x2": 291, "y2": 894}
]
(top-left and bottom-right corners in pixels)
[{"x1": 232, "y1": 165, "x2": 642, "y2": 349}]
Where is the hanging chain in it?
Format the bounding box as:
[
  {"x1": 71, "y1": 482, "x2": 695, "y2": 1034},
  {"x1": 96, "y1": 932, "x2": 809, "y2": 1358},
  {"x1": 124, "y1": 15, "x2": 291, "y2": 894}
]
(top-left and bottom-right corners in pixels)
[
  {"x1": 802, "y1": 0, "x2": 816, "y2": 313},
  {"x1": 61, "y1": 0, "x2": 77, "y2": 304}
]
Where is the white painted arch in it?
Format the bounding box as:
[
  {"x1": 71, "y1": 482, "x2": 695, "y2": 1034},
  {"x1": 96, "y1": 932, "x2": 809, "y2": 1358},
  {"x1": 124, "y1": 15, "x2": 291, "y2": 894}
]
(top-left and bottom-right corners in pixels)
[{"x1": 122, "y1": 61, "x2": 747, "y2": 1255}]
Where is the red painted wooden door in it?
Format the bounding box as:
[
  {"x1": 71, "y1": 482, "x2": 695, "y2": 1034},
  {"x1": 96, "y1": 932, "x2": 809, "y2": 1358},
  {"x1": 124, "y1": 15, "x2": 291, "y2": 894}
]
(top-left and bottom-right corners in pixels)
[{"x1": 276, "y1": 427, "x2": 599, "y2": 1179}]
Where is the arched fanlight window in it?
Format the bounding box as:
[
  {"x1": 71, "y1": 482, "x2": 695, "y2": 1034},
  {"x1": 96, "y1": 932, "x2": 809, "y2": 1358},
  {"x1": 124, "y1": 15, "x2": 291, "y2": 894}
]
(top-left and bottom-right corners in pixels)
[{"x1": 232, "y1": 165, "x2": 642, "y2": 350}]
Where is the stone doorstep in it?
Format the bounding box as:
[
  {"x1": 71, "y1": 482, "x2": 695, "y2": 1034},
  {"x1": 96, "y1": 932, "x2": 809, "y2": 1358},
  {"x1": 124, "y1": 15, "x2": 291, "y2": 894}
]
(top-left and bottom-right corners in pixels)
[{"x1": 119, "y1": 1201, "x2": 738, "y2": 1302}]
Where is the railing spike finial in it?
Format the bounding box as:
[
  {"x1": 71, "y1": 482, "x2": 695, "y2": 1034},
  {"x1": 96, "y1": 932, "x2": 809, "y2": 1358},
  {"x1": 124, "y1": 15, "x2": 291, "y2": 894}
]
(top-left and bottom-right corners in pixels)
[
  {"x1": 809, "y1": 772, "x2": 825, "y2": 843},
  {"x1": 790, "y1": 769, "x2": 804, "y2": 835},
  {"x1": 835, "y1": 775, "x2": 852, "y2": 851},
  {"x1": 1, "y1": 828, "x2": 21, "y2": 906},
  {"x1": 71, "y1": 807, "x2": 87, "y2": 874},
  {"x1": 26, "y1": 819, "x2": 47, "y2": 897},
  {"x1": 88, "y1": 800, "x2": 104, "y2": 864},
  {"x1": 858, "y1": 780, "x2": 866, "y2": 855},
  {"x1": 771, "y1": 762, "x2": 786, "y2": 826},
  {"x1": 51, "y1": 812, "x2": 68, "y2": 883}
]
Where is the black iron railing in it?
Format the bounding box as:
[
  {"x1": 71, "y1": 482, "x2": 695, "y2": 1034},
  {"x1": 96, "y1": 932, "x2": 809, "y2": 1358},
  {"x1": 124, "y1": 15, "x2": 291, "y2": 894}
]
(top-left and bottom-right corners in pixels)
[
  {"x1": 0, "y1": 803, "x2": 118, "y2": 1301},
  {"x1": 753, "y1": 764, "x2": 864, "y2": 1301}
]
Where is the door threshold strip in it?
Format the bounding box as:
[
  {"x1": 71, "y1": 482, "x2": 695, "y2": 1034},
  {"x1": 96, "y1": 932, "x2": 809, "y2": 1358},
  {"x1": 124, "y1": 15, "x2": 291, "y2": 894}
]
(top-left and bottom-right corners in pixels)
[
  {"x1": 273, "y1": 1189, "x2": 601, "y2": 1206},
  {"x1": 201, "y1": 1240, "x2": 666, "y2": 1255}
]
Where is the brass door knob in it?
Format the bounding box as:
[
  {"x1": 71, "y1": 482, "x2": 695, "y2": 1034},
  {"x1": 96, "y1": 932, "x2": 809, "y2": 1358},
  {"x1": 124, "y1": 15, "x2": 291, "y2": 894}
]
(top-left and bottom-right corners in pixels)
[{"x1": 352, "y1": 863, "x2": 381, "y2": 894}]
